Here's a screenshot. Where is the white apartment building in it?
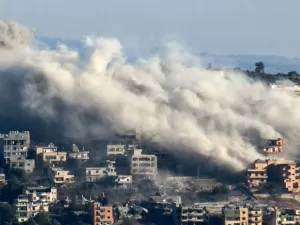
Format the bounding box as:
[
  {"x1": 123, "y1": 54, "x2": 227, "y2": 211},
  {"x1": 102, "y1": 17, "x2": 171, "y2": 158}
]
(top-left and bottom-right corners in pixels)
[
  {"x1": 3, "y1": 131, "x2": 30, "y2": 164},
  {"x1": 131, "y1": 149, "x2": 157, "y2": 180},
  {"x1": 24, "y1": 186, "x2": 57, "y2": 203},
  {"x1": 15, "y1": 194, "x2": 49, "y2": 223},
  {"x1": 68, "y1": 144, "x2": 89, "y2": 161},
  {"x1": 48, "y1": 167, "x2": 75, "y2": 185},
  {"x1": 115, "y1": 175, "x2": 132, "y2": 188},
  {"x1": 86, "y1": 160, "x2": 116, "y2": 182}
]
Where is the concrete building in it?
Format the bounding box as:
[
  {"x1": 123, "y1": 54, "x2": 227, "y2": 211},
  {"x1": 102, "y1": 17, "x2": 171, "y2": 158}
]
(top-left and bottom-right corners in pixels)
[
  {"x1": 10, "y1": 156, "x2": 35, "y2": 173},
  {"x1": 115, "y1": 175, "x2": 132, "y2": 188},
  {"x1": 68, "y1": 144, "x2": 89, "y2": 161},
  {"x1": 3, "y1": 131, "x2": 30, "y2": 164},
  {"x1": 131, "y1": 149, "x2": 157, "y2": 180},
  {"x1": 24, "y1": 186, "x2": 57, "y2": 203},
  {"x1": 176, "y1": 205, "x2": 208, "y2": 225},
  {"x1": 107, "y1": 144, "x2": 126, "y2": 156},
  {"x1": 247, "y1": 158, "x2": 298, "y2": 193},
  {"x1": 35, "y1": 143, "x2": 57, "y2": 155},
  {"x1": 222, "y1": 204, "x2": 263, "y2": 225},
  {"x1": 48, "y1": 167, "x2": 74, "y2": 185},
  {"x1": 15, "y1": 194, "x2": 49, "y2": 223},
  {"x1": 269, "y1": 208, "x2": 300, "y2": 225},
  {"x1": 247, "y1": 159, "x2": 272, "y2": 192},
  {"x1": 42, "y1": 151, "x2": 67, "y2": 164},
  {"x1": 115, "y1": 128, "x2": 141, "y2": 146},
  {"x1": 92, "y1": 202, "x2": 114, "y2": 225},
  {"x1": 86, "y1": 160, "x2": 116, "y2": 182},
  {"x1": 262, "y1": 138, "x2": 284, "y2": 158}
]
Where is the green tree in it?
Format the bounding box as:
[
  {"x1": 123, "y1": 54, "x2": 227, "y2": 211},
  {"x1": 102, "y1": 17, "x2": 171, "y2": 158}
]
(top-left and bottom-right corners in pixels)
[
  {"x1": 0, "y1": 203, "x2": 14, "y2": 225},
  {"x1": 33, "y1": 212, "x2": 51, "y2": 225},
  {"x1": 8, "y1": 168, "x2": 27, "y2": 183},
  {"x1": 255, "y1": 61, "x2": 265, "y2": 74}
]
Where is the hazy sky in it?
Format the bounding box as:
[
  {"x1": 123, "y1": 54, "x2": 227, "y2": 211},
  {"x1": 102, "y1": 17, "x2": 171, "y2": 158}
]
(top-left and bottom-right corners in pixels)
[{"x1": 0, "y1": 0, "x2": 298, "y2": 57}]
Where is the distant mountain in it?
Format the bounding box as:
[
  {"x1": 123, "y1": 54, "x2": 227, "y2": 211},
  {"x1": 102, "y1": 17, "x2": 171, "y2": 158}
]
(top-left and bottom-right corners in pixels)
[{"x1": 37, "y1": 37, "x2": 300, "y2": 73}]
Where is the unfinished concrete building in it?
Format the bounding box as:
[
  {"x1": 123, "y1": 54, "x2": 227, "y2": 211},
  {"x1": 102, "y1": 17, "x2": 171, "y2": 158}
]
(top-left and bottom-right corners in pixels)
[
  {"x1": 262, "y1": 138, "x2": 284, "y2": 158},
  {"x1": 10, "y1": 156, "x2": 35, "y2": 173},
  {"x1": 131, "y1": 149, "x2": 157, "y2": 181},
  {"x1": 3, "y1": 131, "x2": 30, "y2": 164},
  {"x1": 115, "y1": 128, "x2": 141, "y2": 146}
]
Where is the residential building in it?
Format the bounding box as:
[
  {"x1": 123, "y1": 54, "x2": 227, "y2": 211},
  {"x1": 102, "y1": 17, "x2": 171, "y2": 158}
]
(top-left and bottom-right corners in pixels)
[
  {"x1": 247, "y1": 159, "x2": 298, "y2": 193},
  {"x1": 222, "y1": 204, "x2": 263, "y2": 225},
  {"x1": 247, "y1": 159, "x2": 272, "y2": 192},
  {"x1": 269, "y1": 208, "x2": 300, "y2": 225},
  {"x1": 10, "y1": 156, "x2": 35, "y2": 173},
  {"x1": 174, "y1": 204, "x2": 208, "y2": 225},
  {"x1": 262, "y1": 138, "x2": 284, "y2": 158},
  {"x1": 15, "y1": 195, "x2": 30, "y2": 223},
  {"x1": 115, "y1": 175, "x2": 132, "y2": 188},
  {"x1": 24, "y1": 186, "x2": 57, "y2": 203},
  {"x1": 0, "y1": 172, "x2": 6, "y2": 184},
  {"x1": 131, "y1": 149, "x2": 157, "y2": 180},
  {"x1": 3, "y1": 131, "x2": 30, "y2": 164},
  {"x1": 42, "y1": 151, "x2": 67, "y2": 164},
  {"x1": 92, "y1": 202, "x2": 114, "y2": 225},
  {"x1": 115, "y1": 128, "x2": 141, "y2": 145},
  {"x1": 107, "y1": 144, "x2": 126, "y2": 156},
  {"x1": 15, "y1": 194, "x2": 49, "y2": 223},
  {"x1": 68, "y1": 144, "x2": 89, "y2": 161},
  {"x1": 86, "y1": 160, "x2": 116, "y2": 182},
  {"x1": 48, "y1": 167, "x2": 74, "y2": 185},
  {"x1": 35, "y1": 143, "x2": 57, "y2": 155}
]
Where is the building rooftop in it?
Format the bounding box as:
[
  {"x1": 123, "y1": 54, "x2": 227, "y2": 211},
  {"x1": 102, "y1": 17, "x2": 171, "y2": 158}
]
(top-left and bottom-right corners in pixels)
[
  {"x1": 3, "y1": 131, "x2": 30, "y2": 139},
  {"x1": 26, "y1": 186, "x2": 55, "y2": 192}
]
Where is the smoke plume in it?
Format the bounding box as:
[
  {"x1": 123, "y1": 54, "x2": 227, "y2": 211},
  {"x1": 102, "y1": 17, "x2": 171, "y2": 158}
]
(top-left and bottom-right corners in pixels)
[{"x1": 0, "y1": 21, "x2": 299, "y2": 171}]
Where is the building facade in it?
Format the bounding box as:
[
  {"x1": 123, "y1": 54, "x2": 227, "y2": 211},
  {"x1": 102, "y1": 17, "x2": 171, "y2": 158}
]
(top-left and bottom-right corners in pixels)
[
  {"x1": 35, "y1": 143, "x2": 57, "y2": 155},
  {"x1": 115, "y1": 175, "x2": 132, "y2": 188},
  {"x1": 86, "y1": 161, "x2": 116, "y2": 182},
  {"x1": 48, "y1": 167, "x2": 74, "y2": 185},
  {"x1": 263, "y1": 138, "x2": 284, "y2": 158},
  {"x1": 131, "y1": 149, "x2": 157, "y2": 180},
  {"x1": 68, "y1": 144, "x2": 89, "y2": 161},
  {"x1": 269, "y1": 208, "x2": 300, "y2": 225},
  {"x1": 15, "y1": 194, "x2": 49, "y2": 223},
  {"x1": 42, "y1": 151, "x2": 67, "y2": 164},
  {"x1": 3, "y1": 131, "x2": 30, "y2": 164},
  {"x1": 24, "y1": 186, "x2": 57, "y2": 203},
  {"x1": 107, "y1": 144, "x2": 126, "y2": 156},
  {"x1": 10, "y1": 156, "x2": 35, "y2": 173},
  {"x1": 92, "y1": 202, "x2": 114, "y2": 225}
]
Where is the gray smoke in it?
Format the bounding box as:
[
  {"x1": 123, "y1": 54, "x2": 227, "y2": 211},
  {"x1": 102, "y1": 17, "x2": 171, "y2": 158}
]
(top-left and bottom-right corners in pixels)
[{"x1": 0, "y1": 21, "x2": 299, "y2": 171}]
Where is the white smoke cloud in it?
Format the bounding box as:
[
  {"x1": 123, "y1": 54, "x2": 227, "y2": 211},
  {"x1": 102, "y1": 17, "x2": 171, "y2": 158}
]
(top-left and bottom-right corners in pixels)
[{"x1": 1, "y1": 21, "x2": 299, "y2": 171}]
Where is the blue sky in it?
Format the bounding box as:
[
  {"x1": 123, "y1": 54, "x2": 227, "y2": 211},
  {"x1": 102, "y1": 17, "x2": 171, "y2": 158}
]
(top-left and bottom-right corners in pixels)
[{"x1": 0, "y1": 0, "x2": 299, "y2": 57}]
